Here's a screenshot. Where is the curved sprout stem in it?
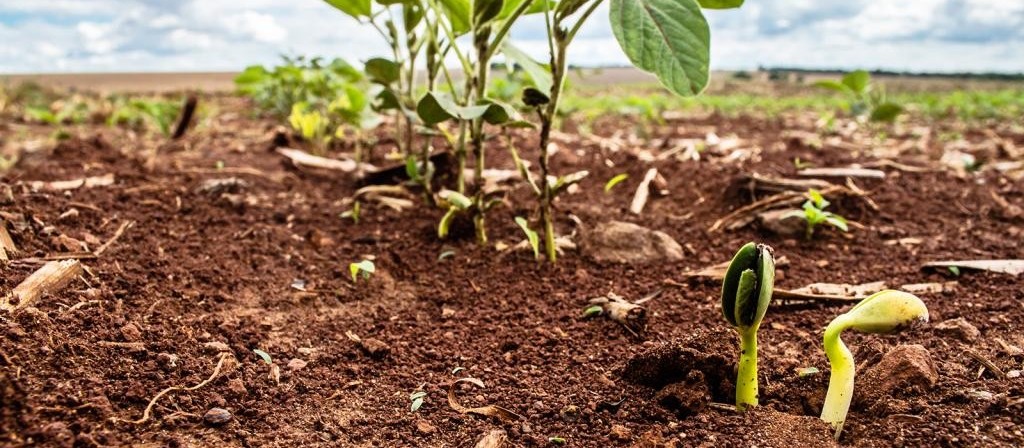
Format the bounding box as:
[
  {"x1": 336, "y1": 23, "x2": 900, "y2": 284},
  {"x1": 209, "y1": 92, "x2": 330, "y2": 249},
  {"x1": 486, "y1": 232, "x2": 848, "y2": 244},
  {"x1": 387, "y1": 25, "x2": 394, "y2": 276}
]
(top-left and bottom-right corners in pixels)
[
  {"x1": 736, "y1": 328, "x2": 759, "y2": 410},
  {"x1": 821, "y1": 315, "x2": 855, "y2": 439}
]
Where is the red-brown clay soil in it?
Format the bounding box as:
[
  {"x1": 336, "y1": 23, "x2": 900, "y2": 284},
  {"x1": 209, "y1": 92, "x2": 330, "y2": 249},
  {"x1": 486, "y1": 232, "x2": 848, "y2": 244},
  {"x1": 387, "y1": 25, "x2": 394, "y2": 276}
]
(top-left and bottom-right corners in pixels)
[{"x1": 1, "y1": 94, "x2": 1023, "y2": 447}]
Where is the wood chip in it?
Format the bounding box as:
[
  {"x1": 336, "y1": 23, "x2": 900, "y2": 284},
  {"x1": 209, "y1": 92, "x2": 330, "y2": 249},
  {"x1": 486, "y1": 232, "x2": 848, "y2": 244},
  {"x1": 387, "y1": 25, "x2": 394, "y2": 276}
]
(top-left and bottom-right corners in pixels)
[
  {"x1": 474, "y1": 430, "x2": 508, "y2": 448},
  {"x1": 789, "y1": 281, "x2": 887, "y2": 298},
  {"x1": 798, "y1": 167, "x2": 886, "y2": 179},
  {"x1": 1, "y1": 259, "x2": 83, "y2": 312},
  {"x1": 28, "y1": 174, "x2": 115, "y2": 192},
  {"x1": 923, "y1": 260, "x2": 1024, "y2": 276},
  {"x1": 448, "y1": 378, "x2": 522, "y2": 423},
  {"x1": 0, "y1": 220, "x2": 17, "y2": 261},
  {"x1": 629, "y1": 168, "x2": 658, "y2": 215},
  {"x1": 900, "y1": 282, "x2": 957, "y2": 294},
  {"x1": 277, "y1": 147, "x2": 377, "y2": 173}
]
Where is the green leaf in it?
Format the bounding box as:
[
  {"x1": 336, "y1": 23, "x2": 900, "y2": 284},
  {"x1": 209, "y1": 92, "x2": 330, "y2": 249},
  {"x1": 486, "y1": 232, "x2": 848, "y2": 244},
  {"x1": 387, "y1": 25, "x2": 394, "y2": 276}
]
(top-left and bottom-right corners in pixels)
[
  {"x1": 501, "y1": 42, "x2": 553, "y2": 94},
  {"x1": 869, "y1": 102, "x2": 903, "y2": 123},
  {"x1": 441, "y1": 190, "x2": 473, "y2": 209},
  {"x1": 824, "y1": 215, "x2": 848, "y2": 232},
  {"x1": 349, "y1": 260, "x2": 375, "y2": 282},
  {"x1": 610, "y1": 0, "x2": 711, "y2": 96},
  {"x1": 514, "y1": 216, "x2": 540, "y2": 260},
  {"x1": 253, "y1": 349, "x2": 272, "y2": 364},
  {"x1": 405, "y1": 156, "x2": 421, "y2": 181},
  {"x1": 604, "y1": 173, "x2": 629, "y2": 192},
  {"x1": 365, "y1": 58, "x2": 401, "y2": 85},
  {"x1": 582, "y1": 305, "x2": 604, "y2": 317},
  {"x1": 499, "y1": 0, "x2": 554, "y2": 20},
  {"x1": 417, "y1": 91, "x2": 489, "y2": 124},
  {"x1": 555, "y1": 0, "x2": 589, "y2": 21},
  {"x1": 813, "y1": 80, "x2": 852, "y2": 95},
  {"x1": 440, "y1": 0, "x2": 472, "y2": 35},
  {"x1": 721, "y1": 242, "x2": 757, "y2": 327},
  {"x1": 697, "y1": 0, "x2": 743, "y2": 8},
  {"x1": 481, "y1": 100, "x2": 518, "y2": 125},
  {"x1": 549, "y1": 170, "x2": 589, "y2": 196},
  {"x1": 474, "y1": 0, "x2": 505, "y2": 26},
  {"x1": 841, "y1": 70, "x2": 871, "y2": 95},
  {"x1": 323, "y1": 0, "x2": 372, "y2": 19}
]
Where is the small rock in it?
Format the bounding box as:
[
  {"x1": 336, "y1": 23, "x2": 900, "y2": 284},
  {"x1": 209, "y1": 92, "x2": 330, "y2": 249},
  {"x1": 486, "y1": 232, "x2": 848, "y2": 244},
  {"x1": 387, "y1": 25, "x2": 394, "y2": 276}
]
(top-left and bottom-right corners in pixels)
[
  {"x1": 287, "y1": 358, "x2": 308, "y2": 371},
  {"x1": 581, "y1": 221, "x2": 683, "y2": 263},
  {"x1": 857, "y1": 344, "x2": 938, "y2": 406},
  {"x1": 57, "y1": 208, "x2": 79, "y2": 222},
  {"x1": 227, "y1": 378, "x2": 248, "y2": 396},
  {"x1": 203, "y1": 341, "x2": 231, "y2": 354},
  {"x1": 934, "y1": 317, "x2": 980, "y2": 342},
  {"x1": 196, "y1": 177, "x2": 248, "y2": 196},
  {"x1": 757, "y1": 209, "x2": 806, "y2": 236},
  {"x1": 441, "y1": 307, "x2": 456, "y2": 319},
  {"x1": 359, "y1": 338, "x2": 390, "y2": 359},
  {"x1": 157, "y1": 352, "x2": 179, "y2": 369},
  {"x1": 1007, "y1": 370, "x2": 1021, "y2": 379},
  {"x1": 415, "y1": 419, "x2": 436, "y2": 435},
  {"x1": 609, "y1": 424, "x2": 632, "y2": 441},
  {"x1": 967, "y1": 390, "x2": 994, "y2": 401},
  {"x1": 41, "y1": 421, "x2": 74, "y2": 448},
  {"x1": 120, "y1": 323, "x2": 142, "y2": 342},
  {"x1": 559, "y1": 404, "x2": 579, "y2": 422},
  {"x1": 203, "y1": 407, "x2": 232, "y2": 426}
]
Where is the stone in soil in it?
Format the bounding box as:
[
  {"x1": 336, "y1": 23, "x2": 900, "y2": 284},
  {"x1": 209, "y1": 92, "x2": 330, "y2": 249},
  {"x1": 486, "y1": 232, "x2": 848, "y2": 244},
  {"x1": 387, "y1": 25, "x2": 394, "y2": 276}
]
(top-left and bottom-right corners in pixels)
[
  {"x1": 358, "y1": 338, "x2": 391, "y2": 359},
  {"x1": 580, "y1": 220, "x2": 684, "y2": 263},
  {"x1": 203, "y1": 407, "x2": 232, "y2": 426},
  {"x1": 933, "y1": 317, "x2": 981, "y2": 342},
  {"x1": 857, "y1": 344, "x2": 938, "y2": 406}
]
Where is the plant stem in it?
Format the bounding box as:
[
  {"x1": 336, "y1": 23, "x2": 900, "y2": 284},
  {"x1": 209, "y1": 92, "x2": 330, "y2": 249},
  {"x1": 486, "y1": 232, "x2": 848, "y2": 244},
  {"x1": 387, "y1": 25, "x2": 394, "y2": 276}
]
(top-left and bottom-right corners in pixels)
[
  {"x1": 821, "y1": 318, "x2": 854, "y2": 439},
  {"x1": 736, "y1": 328, "x2": 759, "y2": 410}
]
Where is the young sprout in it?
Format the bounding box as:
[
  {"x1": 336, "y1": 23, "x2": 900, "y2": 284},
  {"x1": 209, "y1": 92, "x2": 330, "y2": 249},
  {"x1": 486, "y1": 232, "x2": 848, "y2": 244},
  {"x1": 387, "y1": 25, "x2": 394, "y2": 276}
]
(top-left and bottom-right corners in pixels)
[
  {"x1": 604, "y1": 173, "x2": 629, "y2": 193},
  {"x1": 349, "y1": 260, "x2": 375, "y2": 283},
  {"x1": 785, "y1": 188, "x2": 848, "y2": 240},
  {"x1": 514, "y1": 217, "x2": 541, "y2": 261},
  {"x1": 720, "y1": 242, "x2": 775, "y2": 410},
  {"x1": 820, "y1": 290, "x2": 929, "y2": 438}
]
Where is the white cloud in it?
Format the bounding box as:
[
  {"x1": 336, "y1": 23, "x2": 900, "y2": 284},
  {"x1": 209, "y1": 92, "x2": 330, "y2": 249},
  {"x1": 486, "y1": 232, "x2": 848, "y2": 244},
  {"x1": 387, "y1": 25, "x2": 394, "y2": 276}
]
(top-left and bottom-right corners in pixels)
[{"x1": 0, "y1": 0, "x2": 1022, "y2": 74}]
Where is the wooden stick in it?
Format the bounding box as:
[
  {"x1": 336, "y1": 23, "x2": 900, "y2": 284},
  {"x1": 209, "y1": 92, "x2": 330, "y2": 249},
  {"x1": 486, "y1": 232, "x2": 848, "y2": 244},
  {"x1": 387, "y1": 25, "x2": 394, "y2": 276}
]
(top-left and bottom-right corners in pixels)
[
  {"x1": 28, "y1": 174, "x2": 115, "y2": 192},
  {"x1": 0, "y1": 220, "x2": 16, "y2": 261},
  {"x1": 1, "y1": 259, "x2": 83, "y2": 312},
  {"x1": 277, "y1": 147, "x2": 377, "y2": 173},
  {"x1": 172, "y1": 95, "x2": 198, "y2": 140},
  {"x1": 629, "y1": 168, "x2": 658, "y2": 215}
]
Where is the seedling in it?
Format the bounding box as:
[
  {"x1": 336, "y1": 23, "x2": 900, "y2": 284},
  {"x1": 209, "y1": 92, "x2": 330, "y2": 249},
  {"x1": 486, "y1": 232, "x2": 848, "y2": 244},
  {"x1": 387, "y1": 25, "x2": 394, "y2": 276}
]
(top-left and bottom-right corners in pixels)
[
  {"x1": 289, "y1": 102, "x2": 332, "y2": 154},
  {"x1": 437, "y1": 190, "x2": 473, "y2": 239},
  {"x1": 341, "y1": 201, "x2": 361, "y2": 224},
  {"x1": 820, "y1": 290, "x2": 928, "y2": 439},
  {"x1": 253, "y1": 349, "x2": 273, "y2": 364},
  {"x1": 604, "y1": 173, "x2": 629, "y2": 193},
  {"x1": 814, "y1": 70, "x2": 903, "y2": 123},
  {"x1": 785, "y1": 189, "x2": 848, "y2": 240},
  {"x1": 349, "y1": 260, "x2": 376, "y2": 283},
  {"x1": 514, "y1": 216, "x2": 540, "y2": 260},
  {"x1": 720, "y1": 242, "x2": 775, "y2": 410},
  {"x1": 409, "y1": 390, "x2": 427, "y2": 412}
]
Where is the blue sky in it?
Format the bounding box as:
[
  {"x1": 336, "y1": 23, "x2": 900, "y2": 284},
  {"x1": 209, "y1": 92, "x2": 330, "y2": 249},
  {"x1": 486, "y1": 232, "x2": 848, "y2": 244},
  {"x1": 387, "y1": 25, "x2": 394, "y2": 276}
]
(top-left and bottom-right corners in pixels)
[{"x1": 1, "y1": 0, "x2": 1022, "y2": 74}]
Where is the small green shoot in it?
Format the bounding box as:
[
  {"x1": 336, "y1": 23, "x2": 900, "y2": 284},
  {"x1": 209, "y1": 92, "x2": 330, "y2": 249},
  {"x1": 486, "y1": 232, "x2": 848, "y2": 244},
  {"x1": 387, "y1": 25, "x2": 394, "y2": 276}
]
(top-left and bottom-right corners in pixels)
[
  {"x1": 341, "y1": 201, "x2": 361, "y2": 224},
  {"x1": 604, "y1": 173, "x2": 629, "y2": 193},
  {"x1": 793, "y1": 157, "x2": 813, "y2": 169},
  {"x1": 438, "y1": 250, "x2": 456, "y2": 262},
  {"x1": 253, "y1": 349, "x2": 272, "y2": 364},
  {"x1": 349, "y1": 260, "x2": 375, "y2": 283},
  {"x1": 785, "y1": 189, "x2": 849, "y2": 240},
  {"x1": 797, "y1": 366, "x2": 820, "y2": 377},
  {"x1": 514, "y1": 217, "x2": 541, "y2": 261},
  {"x1": 548, "y1": 437, "x2": 566, "y2": 445},
  {"x1": 437, "y1": 190, "x2": 473, "y2": 239},
  {"x1": 948, "y1": 266, "x2": 961, "y2": 276},
  {"x1": 814, "y1": 70, "x2": 903, "y2": 123},
  {"x1": 721, "y1": 242, "x2": 775, "y2": 411},
  {"x1": 582, "y1": 305, "x2": 604, "y2": 318},
  {"x1": 409, "y1": 390, "x2": 427, "y2": 412},
  {"x1": 821, "y1": 290, "x2": 929, "y2": 439}
]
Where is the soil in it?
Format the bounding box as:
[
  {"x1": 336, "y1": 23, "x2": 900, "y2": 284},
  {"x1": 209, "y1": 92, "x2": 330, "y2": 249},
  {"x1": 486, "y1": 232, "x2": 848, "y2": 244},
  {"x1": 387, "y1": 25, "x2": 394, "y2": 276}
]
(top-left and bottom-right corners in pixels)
[{"x1": 1, "y1": 93, "x2": 1023, "y2": 447}]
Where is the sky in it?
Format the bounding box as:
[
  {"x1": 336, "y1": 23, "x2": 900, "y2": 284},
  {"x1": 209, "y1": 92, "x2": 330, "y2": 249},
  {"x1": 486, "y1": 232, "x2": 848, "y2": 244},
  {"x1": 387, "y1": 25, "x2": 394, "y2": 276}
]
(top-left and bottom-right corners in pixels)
[{"x1": 0, "y1": 0, "x2": 1022, "y2": 74}]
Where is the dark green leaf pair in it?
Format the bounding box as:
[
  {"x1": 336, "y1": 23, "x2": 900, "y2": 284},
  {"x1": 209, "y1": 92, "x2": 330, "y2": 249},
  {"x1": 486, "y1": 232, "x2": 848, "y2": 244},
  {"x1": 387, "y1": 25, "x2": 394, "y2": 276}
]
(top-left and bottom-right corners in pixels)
[
  {"x1": 417, "y1": 91, "x2": 518, "y2": 126},
  {"x1": 721, "y1": 242, "x2": 775, "y2": 328}
]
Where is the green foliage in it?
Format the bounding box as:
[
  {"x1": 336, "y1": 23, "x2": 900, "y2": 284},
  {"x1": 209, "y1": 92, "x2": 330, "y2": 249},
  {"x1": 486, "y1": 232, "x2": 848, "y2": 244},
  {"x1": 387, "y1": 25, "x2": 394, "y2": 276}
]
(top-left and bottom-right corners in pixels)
[
  {"x1": 289, "y1": 102, "x2": 332, "y2": 152},
  {"x1": 438, "y1": 190, "x2": 472, "y2": 239},
  {"x1": 610, "y1": 0, "x2": 711, "y2": 96},
  {"x1": 235, "y1": 56, "x2": 371, "y2": 123},
  {"x1": 785, "y1": 189, "x2": 849, "y2": 240},
  {"x1": 514, "y1": 217, "x2": 540, "y2": 260},
  {"x1": 349, "y1": 260, "x2": 376, "y2": 282},
  {"x1": 814, "y1": 70, "x2": 903, "y2": 123},
  {"x1": 108, "y1": 98, "x2": 181, "y2": 136}
]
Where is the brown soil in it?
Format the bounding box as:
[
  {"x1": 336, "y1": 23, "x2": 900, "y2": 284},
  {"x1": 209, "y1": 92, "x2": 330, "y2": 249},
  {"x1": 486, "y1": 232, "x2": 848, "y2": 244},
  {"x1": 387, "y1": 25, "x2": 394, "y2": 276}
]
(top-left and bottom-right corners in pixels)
[{"x1": 1, "y1": 94, "x2": 1023, "y2": 447}]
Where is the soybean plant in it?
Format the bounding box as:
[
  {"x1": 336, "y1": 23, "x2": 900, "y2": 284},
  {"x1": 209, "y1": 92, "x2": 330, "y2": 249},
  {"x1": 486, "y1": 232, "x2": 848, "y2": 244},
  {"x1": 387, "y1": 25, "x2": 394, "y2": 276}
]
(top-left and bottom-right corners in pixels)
[
  {"x1": 720, "y1": 242, "x2": 775, "y2": 410},
  {"x1": 820, "y1": 290, "x2": 928, "y2": 439},
  {"x1": 522, "y1": 0, "x2": 740, "y2": 262}
]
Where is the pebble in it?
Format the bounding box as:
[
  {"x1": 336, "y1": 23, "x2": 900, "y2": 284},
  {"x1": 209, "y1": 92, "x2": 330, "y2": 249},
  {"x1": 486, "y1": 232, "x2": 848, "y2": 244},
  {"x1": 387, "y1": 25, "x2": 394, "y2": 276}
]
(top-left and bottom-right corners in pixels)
[
  {"x1": 287, "y1": 358, "x2": 308, "y2": 371},
  {"x1": 415, "y1": 419, "x2": 436, "y2": 435},
  {"x1": 858, "y1": 344, "x2": 938, "y2": 405},
  {"x1": 203, "y1": 341, "x2": 231, "y2": 353},
  {"x1": 1008, "y1": 370, "x2": 1021, "y2": 379},
  {"x1": 933, "y1": 317, "x2": 981, "y2": 342},
  {"x1": 120, "y1": 323, "x2": 142, "y2": 342},
  {"x1": 227, "y1": 378, "x2": 248, "y2": 396},
  {"x1": 359, "y1": 338, "x2": 391, "y2": 359},
  {"x1": 203, "y1": 408, "x2": 232, "y2": 426},
  {"x1": 609, "y1": 424, "x2": 632, "y2": 441}
]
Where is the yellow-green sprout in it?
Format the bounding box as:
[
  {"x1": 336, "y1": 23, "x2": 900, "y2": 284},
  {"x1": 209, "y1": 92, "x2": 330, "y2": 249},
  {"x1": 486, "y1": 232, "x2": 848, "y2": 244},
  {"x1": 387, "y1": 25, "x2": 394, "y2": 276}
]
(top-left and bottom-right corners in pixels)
[
  {"x1": 720, "y1": 242, "x2": 775, "y2": 410},
  {"x1": 821, "y1": 290, "x2": 929, "y2": 438}
]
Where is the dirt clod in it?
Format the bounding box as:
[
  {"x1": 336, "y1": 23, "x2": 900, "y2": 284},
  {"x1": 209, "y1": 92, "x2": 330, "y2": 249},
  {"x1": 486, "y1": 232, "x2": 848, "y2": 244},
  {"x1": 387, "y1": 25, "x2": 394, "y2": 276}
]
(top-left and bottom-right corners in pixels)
[
  {"x1": 608, "y1": 423, "x2": 632, "y2": 441},
  {"x1": 654, "y1": 371, "x2": 710, "y2": 417},
  {"x1": 933, "y1": 317, "x2": 981, "y2": 342},
  {"x1": 358, "y1": 338, "x2": 391, "y2": 359},
  {"x1": 857, "y1": 344, "x2": 938, "y2": 406},
  {"x1": 581, "y1": 221, "x2": 683, "y2": 263}
]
